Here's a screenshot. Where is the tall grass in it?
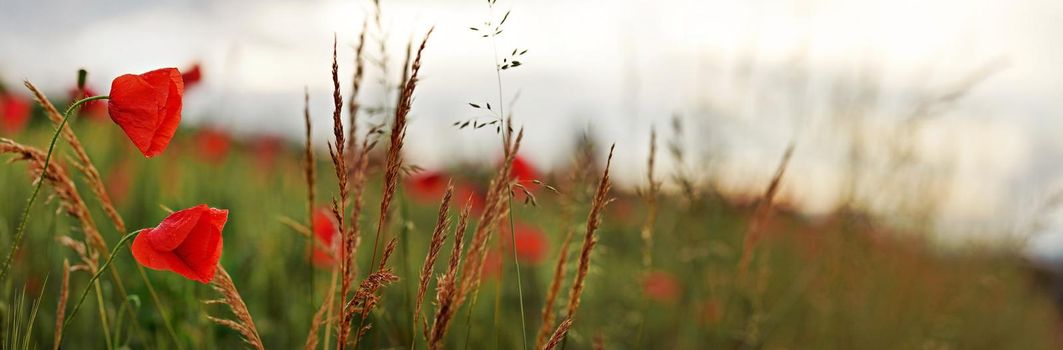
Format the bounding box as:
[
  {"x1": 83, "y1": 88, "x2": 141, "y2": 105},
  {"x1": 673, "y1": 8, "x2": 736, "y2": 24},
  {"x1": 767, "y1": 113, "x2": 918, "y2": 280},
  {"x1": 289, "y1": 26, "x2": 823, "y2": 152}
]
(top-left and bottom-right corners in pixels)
[{"x1": 0, "y1": 5, "x2": 1060, "y2": 350}]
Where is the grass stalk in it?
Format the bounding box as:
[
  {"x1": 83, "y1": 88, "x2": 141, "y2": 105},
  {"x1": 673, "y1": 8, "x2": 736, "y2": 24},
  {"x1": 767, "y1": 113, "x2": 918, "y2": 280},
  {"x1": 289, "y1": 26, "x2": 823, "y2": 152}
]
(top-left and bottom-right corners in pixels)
[
  {"x1": 483, "y1": 1, "x2": 529, "y2": 346},
  {"x1": 0, "y1": 95, "x2": 108, "y2": 283},
  {"x1": 92, "y1": 278, "x2": 114, "y2": 349},
  {"x1": 53, "y1": 259, "x2": 70, "y2": 350}
]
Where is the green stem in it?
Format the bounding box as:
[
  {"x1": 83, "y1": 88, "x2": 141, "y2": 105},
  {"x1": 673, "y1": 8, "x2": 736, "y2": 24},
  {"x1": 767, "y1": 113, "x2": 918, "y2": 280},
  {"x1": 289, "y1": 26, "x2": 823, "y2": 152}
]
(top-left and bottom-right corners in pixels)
[
  {"x1": 398, "y1": 197, "x2": 415, "y2": 349},
  {"x1": 93, "y1": 279, "x2": 115, "y2": 350},
  {"x1": 65, "y1": 229, "x2": 142, "y2": 328},
  {"x1": 0, "y1": 95, "x2": 110, "y2": 283},
  {"x1": 488, "y1": 2, "x2": 529, "y2": 347},
  {"x1": 483, "y1": 2, "x2": 530, "y2": 348},
  {"x1": 460, "y1": 288, "x2": 480, "y2": 350}
]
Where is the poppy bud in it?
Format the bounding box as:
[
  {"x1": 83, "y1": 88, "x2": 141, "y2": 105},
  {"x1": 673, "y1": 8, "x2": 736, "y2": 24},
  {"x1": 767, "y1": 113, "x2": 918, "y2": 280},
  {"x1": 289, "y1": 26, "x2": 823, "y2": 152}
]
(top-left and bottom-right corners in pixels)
[{"x1": 182, "y1": 63, "x2": 203, "y2": 88}]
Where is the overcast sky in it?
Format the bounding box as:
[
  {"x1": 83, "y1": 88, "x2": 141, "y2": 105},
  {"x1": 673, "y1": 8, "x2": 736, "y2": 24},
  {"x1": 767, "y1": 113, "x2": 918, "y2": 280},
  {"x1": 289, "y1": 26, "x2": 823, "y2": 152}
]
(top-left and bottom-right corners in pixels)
[{"x1": 4, "y1": 0, "x2": 1063, "y2": 245}]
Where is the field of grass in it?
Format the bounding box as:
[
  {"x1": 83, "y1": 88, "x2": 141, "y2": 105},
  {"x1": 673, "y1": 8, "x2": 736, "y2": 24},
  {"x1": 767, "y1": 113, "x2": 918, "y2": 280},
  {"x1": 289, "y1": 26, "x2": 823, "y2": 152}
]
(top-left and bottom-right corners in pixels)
[
  {"x1": 1, "y1": 3, "x2": 1061, "y2": 348},
  {"x1": 0, "y1": 97, "x2": 1060, "y2": 349}
]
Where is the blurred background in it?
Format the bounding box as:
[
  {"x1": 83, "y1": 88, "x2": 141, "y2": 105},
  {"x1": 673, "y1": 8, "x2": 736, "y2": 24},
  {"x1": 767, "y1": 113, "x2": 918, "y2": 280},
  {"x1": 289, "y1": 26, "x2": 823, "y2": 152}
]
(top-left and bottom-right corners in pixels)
[
  {"x1": 7, "y1": 0, "x2": 1063, "y2": 244},
  {"x1": 5, "y1": 0, "x2": 1063, "y2": 348}
]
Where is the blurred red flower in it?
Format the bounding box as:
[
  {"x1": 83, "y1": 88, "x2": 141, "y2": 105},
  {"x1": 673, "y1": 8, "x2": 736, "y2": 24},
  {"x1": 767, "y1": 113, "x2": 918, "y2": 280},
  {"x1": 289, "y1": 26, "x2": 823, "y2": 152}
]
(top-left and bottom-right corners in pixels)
[
  {"x1": 407, "y1": 171, "x2": 486, "y2": 213},
  {"x1": 195, "y1": 127, "x2": 231, "y2": 163},
  {"x1": 455, "y1": 184, "x2": 485, "y2": 213},
  {"x1": 69, "y1": 86, "x2": 108, "y2": 121},
  {"x1": 252, "y1": 134, "x2": 283, "y2": 170},
  {"x1": 406, "y1": 171, "x2": 449, "y2": 203},
  {"x1": 502, "y1": 222, "x2": 548, "y2": 264},
  {"x1": 643, "y1": 271, "x2": 681, "y2": 303},
  {"x1": 511, "y1": 155, "x2": 539, "y2": 184},
  {"x1": 105, "y1": 158, "x2": 135, "y2": 205},
  {"x1": 311, "y1": 207, "x2": 339, "y2": 267},
  {"x1": 0, "y1": 92, "x2": 31, "y2": 134},
  {"x1": 481, "y1": 250, "x2": 503, "y2": 279},
  {"x1": 182, "y1": 63, "x2": 203, "y2": 88},
  {"x1": 108, "y1": 68, "x2": 183, "y2": 157},
  {"x1": 131, "y1": 204, "x2": 227, "y2": 283},
  {"x1": 508, "y1": 155, "x2": 540, "y2": 202}
]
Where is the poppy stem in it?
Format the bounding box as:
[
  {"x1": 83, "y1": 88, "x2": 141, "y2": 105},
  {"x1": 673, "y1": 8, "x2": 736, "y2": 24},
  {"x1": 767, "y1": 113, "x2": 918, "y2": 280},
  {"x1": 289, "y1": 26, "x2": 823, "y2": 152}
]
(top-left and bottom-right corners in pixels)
[
  {"x1": 64, "y1": 229, "x2": 143, "y2": 329},
  {"x1": 0, "y1": 95, "x2": 110, "y2": 283}
]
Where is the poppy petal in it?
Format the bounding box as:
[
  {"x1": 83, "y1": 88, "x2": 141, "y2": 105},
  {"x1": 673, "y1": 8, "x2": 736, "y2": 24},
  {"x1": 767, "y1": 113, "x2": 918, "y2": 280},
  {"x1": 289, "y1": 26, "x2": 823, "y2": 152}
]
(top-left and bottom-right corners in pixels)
[
  {"x1": 108, "y1": 68, "x2": 183, "y2": 157},
  {"x1": 147, "y1": 205, "x2": 205, "y2": 251},
  {"x1": 171, "y1": 208, "x2": 226, "y2": 283},
  {"x1": 131, "y1": 229, "x2": 170, "y2": 270},
  {"x1": 130, "y1": 205, "x2": 227, "y2": 284},
  {"x1": 149, "y1": 69, "x2": 183, "y2": 155},
  {"x1": 132, "y1": 242, "x2": 201, "y2": 283},
  {"x1": 153, "y1": 251, "x2": 204, "y2": 283}
]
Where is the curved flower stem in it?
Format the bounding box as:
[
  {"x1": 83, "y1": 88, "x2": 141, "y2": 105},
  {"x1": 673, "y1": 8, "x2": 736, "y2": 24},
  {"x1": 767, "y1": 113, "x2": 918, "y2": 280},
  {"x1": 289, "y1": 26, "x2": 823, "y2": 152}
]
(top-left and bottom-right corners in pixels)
[
  {"x1": 0, "y1": 95, "x2": 109, "y2": 283},
  {"x1": 65, "y1": 229, "x2": 143, "y2": 329}
]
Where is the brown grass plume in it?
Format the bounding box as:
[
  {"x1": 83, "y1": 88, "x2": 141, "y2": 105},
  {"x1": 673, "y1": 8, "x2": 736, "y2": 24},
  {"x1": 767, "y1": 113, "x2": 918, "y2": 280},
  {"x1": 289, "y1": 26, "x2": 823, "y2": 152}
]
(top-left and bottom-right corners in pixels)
[
  {"x1": 427, "y1": 202, "x2": 472, "y2": 350},
  {"x1": 563, "y1": 144, "x2": 615, "y2": 322},
  {"x1": 414, "y1": 184, "x2": 454, "y2": 341},
  {"x1": 206, "y1": 266, "x2": 265, "y2": 350}
]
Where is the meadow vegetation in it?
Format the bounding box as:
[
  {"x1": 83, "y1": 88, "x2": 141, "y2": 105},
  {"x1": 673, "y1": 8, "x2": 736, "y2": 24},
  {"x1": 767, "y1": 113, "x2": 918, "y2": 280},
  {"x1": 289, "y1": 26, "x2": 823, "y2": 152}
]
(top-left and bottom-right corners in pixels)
[{"x1": 0, "y1": 2, "x2": 1060, "y2": 349}]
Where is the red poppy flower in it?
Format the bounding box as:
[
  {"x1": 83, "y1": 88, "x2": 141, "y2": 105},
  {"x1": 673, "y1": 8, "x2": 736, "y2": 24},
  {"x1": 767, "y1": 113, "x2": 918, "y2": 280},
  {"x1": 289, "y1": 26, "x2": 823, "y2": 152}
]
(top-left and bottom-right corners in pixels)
[
  {"x1": 311, "y1": 207, "x2": 339, "y2": 267},
  {"x1": 406, "y1": 171, "x2": 449, "y2": 203},
  {"x1": 182, "y1": 63, "x2": 203, "y2": 88},
  {"x1": 195, "y1": 127, "x2": 231, "y2": 163},
  {"x1": 69, "y1": 86, "x2": 108, "y2": 121},
  {"x1": 643, "y1": 271, "x2": 681, "y2": 303},
  {"x1": 108, "y1": 67, "x2": 183, "y2": 158},
  {"x1": 511, "y1": 155, "x2": 539, "y2": 184},
  {"x1": 131, "y1": 204, "x2": 228, "y2": 283},
  {"x1": 502, "y1": 223, "x2": 548, "y2": 264},
  {"x1": 0, "y1": 92, "x2": 31, "y2": 134}
]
